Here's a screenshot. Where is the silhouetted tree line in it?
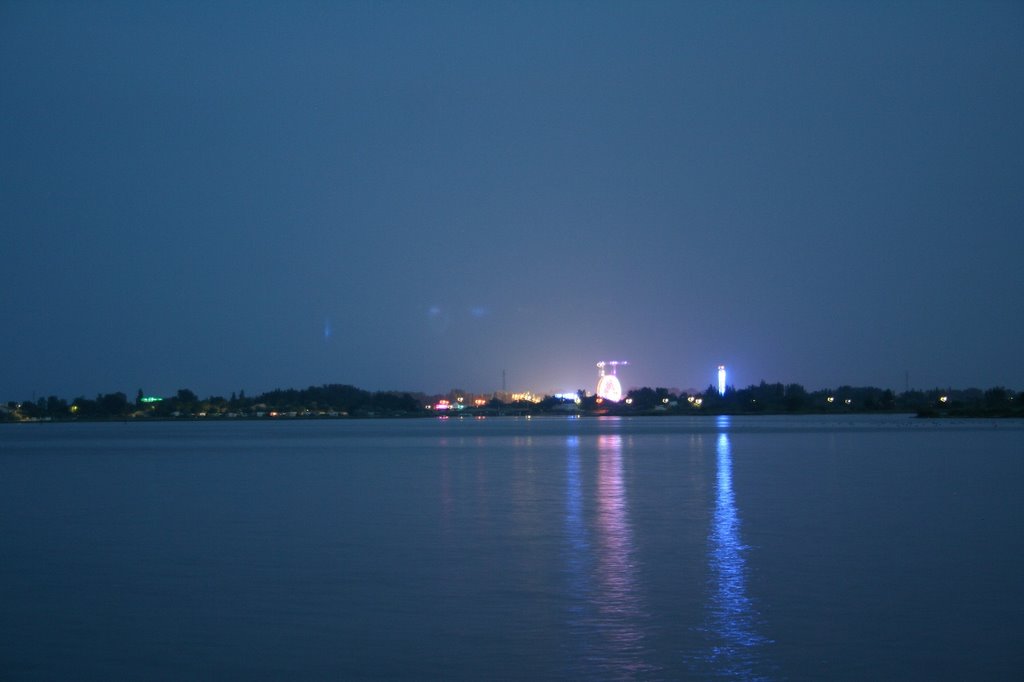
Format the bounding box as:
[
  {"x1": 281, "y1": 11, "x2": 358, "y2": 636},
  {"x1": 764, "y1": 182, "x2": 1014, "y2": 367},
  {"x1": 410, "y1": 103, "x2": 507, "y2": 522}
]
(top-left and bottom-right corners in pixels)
[
  {"x1": 601, "y1": 382, "x2": 1020, "y2": 417},
  {"x1": 251, "y1": 384, "x2": 419, "y2": 416},
  {"x1": 485, "y1": 382, "x2": 1022, "y2": 418},
  {"x1": 2, "y1": 384, "x2": 421, "y2": 421},
  {"x1": 3, "y1": 381, "x2": 1020, "y2": 422}
]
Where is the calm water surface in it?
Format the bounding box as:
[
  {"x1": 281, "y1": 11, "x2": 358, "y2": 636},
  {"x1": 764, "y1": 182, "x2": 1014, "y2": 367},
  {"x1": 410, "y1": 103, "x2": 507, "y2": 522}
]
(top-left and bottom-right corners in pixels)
[{"x1": 1, "y1": 415, "x2": 1022, "y2": 680}]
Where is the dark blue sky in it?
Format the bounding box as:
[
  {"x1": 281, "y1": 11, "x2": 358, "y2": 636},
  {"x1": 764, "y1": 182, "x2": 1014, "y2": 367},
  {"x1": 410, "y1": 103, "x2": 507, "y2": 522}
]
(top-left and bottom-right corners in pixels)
[{"x1": 3, "y1": 1, "x2": 1022, "y2": 400}]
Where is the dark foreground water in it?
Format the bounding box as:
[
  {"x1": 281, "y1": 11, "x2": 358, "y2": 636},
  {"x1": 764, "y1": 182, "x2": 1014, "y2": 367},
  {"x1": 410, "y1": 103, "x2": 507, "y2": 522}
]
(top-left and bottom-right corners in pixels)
[{"x1": 1, "y1": 415, "x2": 1022, "y2": 680}]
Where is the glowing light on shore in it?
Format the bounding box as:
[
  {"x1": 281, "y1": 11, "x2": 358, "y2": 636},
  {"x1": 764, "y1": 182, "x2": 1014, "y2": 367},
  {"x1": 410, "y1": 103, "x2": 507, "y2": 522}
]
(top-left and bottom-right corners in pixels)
[
  {"x1": 717, "y1": 365, "x2": 727, "y2": 396},
  {"x1": 597, "y1": 375, "x2": 622, "y2": 402},
  {"x1": 596, "y1": 360, "x2": 627, "y2": 402}
]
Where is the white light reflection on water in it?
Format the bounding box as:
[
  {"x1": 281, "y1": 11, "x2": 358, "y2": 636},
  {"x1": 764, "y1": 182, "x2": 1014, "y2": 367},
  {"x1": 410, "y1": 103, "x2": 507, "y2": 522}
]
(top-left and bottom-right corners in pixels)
[
  {"x1": 562, "y1": 432, "x2": 656, "y2": 677},
  {"x1": 704, "y1": 415, "x2": 772, "y2": 679},
  {"x1": 596, "y1": 433, "x2": 649, "y2": 669}
]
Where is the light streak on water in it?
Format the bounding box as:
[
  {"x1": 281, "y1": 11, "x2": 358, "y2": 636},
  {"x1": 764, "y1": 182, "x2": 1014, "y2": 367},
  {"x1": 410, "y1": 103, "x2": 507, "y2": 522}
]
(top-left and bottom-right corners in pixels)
[
  {"x1": 564, "y1": 436, "x2": 587, "y2": 568},
  {"x1": 562, "y1": 433, "x2": 655, "y2": 677},
  {"x1": 562, "y1": 436, "x2": 593, "y2": 668},
  {"x1": 704, "y1": 415, "x2": 772, "y2": 679},
  {"x1": 595, "y1": 433, "x2": 654, "y2": 676}
]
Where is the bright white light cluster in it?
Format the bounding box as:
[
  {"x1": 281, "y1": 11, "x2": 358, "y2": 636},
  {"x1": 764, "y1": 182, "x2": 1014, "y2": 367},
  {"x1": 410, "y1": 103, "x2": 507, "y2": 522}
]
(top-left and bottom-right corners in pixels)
[
  {"x1": 596, "y1": 375, "x2": 623, "y2": 402},
  {"x1": 596, "y1": 360, "x2": 628, "y2": 402}
]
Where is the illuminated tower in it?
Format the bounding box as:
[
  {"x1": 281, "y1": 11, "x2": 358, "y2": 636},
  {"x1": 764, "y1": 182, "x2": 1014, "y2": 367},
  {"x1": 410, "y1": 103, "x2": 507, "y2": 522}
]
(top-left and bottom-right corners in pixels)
[
  {"x1": 717, "y1": 365, "x2": 727, "y2": 396},
  {"x1": 596, "y1": 361, "x2": 627, "y2": 402}
]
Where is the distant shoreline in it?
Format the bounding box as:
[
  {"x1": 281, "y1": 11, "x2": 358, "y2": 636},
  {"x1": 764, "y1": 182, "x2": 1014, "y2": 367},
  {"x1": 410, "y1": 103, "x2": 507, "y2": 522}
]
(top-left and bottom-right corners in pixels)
[
  {"x1": 4, "y1": 382, "x2": 1020, "y2": 423},
  {"x1": 4, "y1": 410, "x2": 1021, "y2": 425}
]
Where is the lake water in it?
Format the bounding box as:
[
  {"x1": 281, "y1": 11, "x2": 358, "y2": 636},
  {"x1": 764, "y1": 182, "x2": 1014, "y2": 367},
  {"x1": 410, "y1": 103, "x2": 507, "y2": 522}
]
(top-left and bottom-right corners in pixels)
[{"x1": 1, "y1": 415, "x2": 1022, "y2": 680}]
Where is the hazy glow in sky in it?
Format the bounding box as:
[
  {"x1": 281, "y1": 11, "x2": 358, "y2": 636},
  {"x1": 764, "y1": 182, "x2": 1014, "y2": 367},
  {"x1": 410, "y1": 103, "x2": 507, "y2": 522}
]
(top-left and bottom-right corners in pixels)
[{"x1": 2, "y1": 1, "x2": 1022, "y2": 399}]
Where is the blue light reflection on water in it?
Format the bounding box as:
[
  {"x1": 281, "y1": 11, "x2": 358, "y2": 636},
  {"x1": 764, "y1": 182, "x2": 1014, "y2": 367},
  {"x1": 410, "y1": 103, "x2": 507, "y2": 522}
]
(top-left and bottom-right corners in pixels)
[
  {"x1": 704, "y1": 415, "x2": 772, "y2": 679},
  {"x1": 562, "y1": 435, "x2": 594, "y2": 670},
  {"x1": 2, "y1": 418, "x2": 1021, "y2": 679},
  {"x1": 564, "y1": 437, "x2": 585, "y2": 564}
]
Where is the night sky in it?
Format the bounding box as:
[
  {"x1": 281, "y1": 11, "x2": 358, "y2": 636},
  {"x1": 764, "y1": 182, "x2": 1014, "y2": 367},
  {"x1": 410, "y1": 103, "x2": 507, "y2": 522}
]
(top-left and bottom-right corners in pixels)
[{"x1": 3, "y1": 1, "x2": 1022, "y2": 400}]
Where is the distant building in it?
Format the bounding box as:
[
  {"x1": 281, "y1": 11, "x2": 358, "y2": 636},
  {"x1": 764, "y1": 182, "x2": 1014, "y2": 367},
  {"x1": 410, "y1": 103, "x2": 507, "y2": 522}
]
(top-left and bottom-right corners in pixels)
[{"x1": 718, "y1": 365, "x2": 727, "y2": 396}]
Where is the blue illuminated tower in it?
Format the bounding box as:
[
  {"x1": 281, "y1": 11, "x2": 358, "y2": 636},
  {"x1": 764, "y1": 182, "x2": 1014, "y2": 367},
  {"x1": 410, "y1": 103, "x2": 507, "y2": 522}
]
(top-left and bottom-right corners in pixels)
[{"x1": 717, "y1": 365, "x2": 726, "y2": 396}]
